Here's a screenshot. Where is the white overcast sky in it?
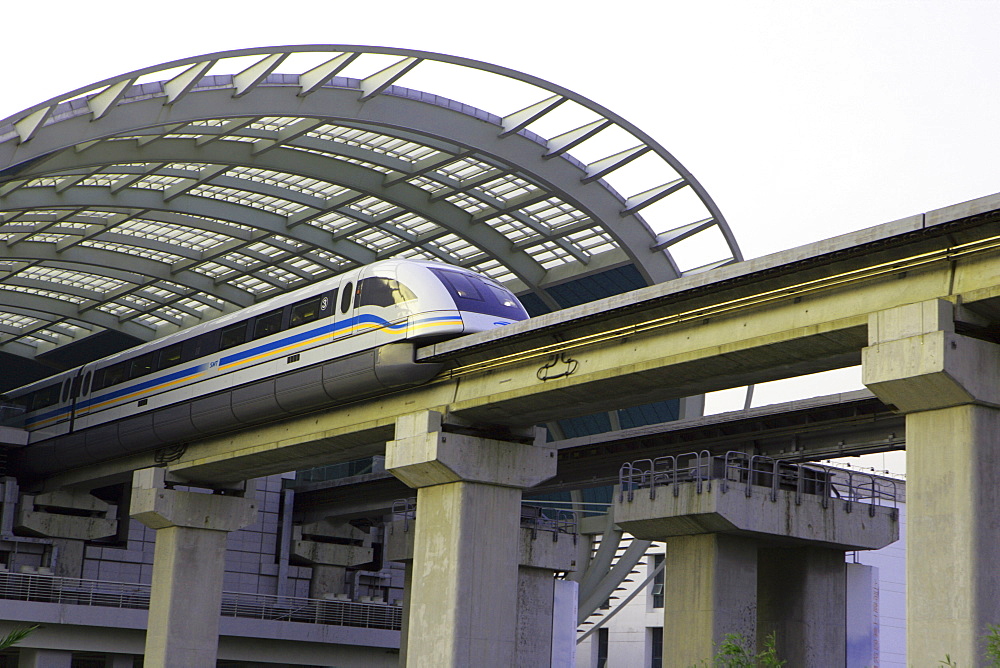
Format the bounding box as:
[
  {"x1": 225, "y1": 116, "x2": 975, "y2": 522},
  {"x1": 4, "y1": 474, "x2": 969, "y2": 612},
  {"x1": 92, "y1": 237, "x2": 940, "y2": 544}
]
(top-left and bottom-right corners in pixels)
[{"x1": 3, "y1": 0, "x2": 991, "y2": 471}]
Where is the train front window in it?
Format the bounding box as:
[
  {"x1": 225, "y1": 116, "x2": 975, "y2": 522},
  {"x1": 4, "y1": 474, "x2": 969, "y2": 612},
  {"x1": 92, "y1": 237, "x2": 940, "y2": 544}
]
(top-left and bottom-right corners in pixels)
[
  {"x1": 436, "y1": 271, "x2": 483, "y2": 302},
  {"x1": 430, "y1": 268, "x2": 528, "y2": 320}
]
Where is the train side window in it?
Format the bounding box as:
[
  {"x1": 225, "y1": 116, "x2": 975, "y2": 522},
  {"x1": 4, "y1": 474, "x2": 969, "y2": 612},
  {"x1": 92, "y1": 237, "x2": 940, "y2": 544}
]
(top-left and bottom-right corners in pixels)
[
  {"x1": 340, "y1": 282, "x2": 354, "y2": 313},
  {"x1": 104, "y1": 362, "x2": 128, "y2": 387},
  {"x1": 70, "y1": 375, "x2": 83, "y2": 399},
  {"x1": 289, "y1": 297, "x2": 322, "y2": 327},
  {"x1": 30, "y1": 385, "x2": 59, "y2": 411},
  {"x1": 253, "y1": 309, "x2": 283, "y2": 340},
  {"x1": 102, "y1": 363, "x2": 127, "y2": 389},
  {"x1": 91, "y1": 368, "x2": 106, "y2": 392},
  {"x1": 356, "y1": 277, "x2": 417, "y2": 308},
  {"x1": 82, "y1": 372, "x2": 92, "y2": 395},
  {"x1": 61, "y1": 379, "x2": 72, "y2": 402},
  {"x1": 157, "y1": 343, "x2": 184, "y2": 370},
  {"x1": 129, "y1": 353, "x2": 155, "y2": 380},
  {"x1": 185, "y1": 331, "x2": 220, "y2": 361},
  {"x1": 220, "y1": 322, "x2": 248, "y2": 350}
]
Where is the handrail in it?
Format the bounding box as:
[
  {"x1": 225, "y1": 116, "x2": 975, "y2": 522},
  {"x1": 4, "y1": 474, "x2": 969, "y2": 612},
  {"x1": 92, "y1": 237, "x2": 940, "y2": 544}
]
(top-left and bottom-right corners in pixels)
[
  {"x1": 0, "y1": 571, "x2": 402, "y2": 630},
  {"x1": 390, "y1": 497, "x2": 417, "y2": 533},
  {"x1": 617, "y1": 451, "x2": 899, "y2": 517}
]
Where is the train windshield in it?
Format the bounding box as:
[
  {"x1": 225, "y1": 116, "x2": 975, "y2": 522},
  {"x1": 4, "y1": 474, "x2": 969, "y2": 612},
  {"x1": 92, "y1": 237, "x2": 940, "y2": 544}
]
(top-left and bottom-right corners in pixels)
[{"x1": 431, "y1": 268, "x2": 528, "y2": 320}]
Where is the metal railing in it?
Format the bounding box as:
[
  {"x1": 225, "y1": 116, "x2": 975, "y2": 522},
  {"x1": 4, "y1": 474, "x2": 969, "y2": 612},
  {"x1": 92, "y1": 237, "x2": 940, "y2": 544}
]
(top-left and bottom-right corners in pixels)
[
  {"x1": 618, "y1": 451, "x2": 898, "y2": 518},
  {"x1": 390, "y1": 497, "x2": 417, "y2": 533},
  {"x1": 0, "y1": 571, "x2": 401, "y2": 630},
  {"x1": 521, "y1": 504, "x2": 578, "y2": 541}
]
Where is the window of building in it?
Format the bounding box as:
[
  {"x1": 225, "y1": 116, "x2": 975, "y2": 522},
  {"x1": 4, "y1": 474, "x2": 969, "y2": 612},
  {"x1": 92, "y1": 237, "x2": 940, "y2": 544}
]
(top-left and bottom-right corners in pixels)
[
  {"x1": 652, "y1": 553, "x2": 664, "y2": 608},
  {"x1": 650, "y1": 626, "x2": 663, "y2": 667},
  {"x1": 597, "y1": 627, "x2": 609, "y2": 668}
]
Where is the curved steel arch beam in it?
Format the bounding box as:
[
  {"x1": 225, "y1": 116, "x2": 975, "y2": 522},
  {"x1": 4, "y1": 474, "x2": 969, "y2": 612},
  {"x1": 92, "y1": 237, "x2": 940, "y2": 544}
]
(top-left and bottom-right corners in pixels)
[
  {"x1": 2, "y1": 85, "x2": 682, "y2": 285},
  {"x1": 4, "y1": 133, "x2": 550, "y2": 285},
  {"x1": 1, "y1": 44, "x2": 739, "y2": 264},
  {"x1": 0, "y1": 289, "x2": 159, "y2": 348},
  {"x1": 0, "y1": 239, "x2": 254, "y2": 308}
]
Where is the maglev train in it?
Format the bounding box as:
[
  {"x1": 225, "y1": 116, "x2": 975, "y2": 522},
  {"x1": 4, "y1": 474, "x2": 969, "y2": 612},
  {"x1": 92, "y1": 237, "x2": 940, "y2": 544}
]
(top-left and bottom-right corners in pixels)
[{"x1": 2, "y1": 259, "x2": 529, "y2": 478}]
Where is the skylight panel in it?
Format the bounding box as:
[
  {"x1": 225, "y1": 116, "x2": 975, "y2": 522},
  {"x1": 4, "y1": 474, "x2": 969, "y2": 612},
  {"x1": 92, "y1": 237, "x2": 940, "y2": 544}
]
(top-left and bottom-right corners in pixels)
[
  {"x1": 0, "y1": 285, "x2": 85, "y2": 304},
  {"x1": 445, "y1": 193, "x2": 495, "y2": 217},
  {"x1": 79, "y1": 241, "x2": 182, "y2": 265},
  {"x1": 21, "y1": 266, "x2": 129, "y2": 294},
  {"x1": 523, "y1": 241, "x2": 574, "y2": 269},
  {"x1": 485, "y1": 214, "x2": 542, "y2": 244},
  {"x1": 519, "y1": 198, "x2": 590, "y2": 231}
]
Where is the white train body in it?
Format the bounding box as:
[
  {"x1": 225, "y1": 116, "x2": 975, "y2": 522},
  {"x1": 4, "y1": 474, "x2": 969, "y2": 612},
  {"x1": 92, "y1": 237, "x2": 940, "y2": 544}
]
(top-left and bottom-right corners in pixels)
[{"x1": 3, "y1": 260, "x2": 528, "y2": 477}]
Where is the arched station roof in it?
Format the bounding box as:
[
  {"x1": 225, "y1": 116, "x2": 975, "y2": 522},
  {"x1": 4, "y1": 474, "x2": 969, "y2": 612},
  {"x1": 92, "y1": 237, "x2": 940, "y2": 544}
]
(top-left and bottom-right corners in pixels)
[{"x1": 0, "y1": 46, "x2": 740, "y2": 382}]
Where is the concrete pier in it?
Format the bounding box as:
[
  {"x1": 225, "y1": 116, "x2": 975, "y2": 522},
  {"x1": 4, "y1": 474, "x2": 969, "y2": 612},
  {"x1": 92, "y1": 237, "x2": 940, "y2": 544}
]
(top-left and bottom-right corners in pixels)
[
  {"x1": 384, "y1": 411, "x2": 557, "y2": 668},
  {"x1": 661, "y1": 533, "x2": 757, "y2": 665},
  {"x1": 614, "y1": 455, "x2": 898, "y2": 667},
  {"x1": 130, "y1": 468, "x2": 257, "y2": 668},
  {"x1": 864, "y1": 299, "x2": 1000, "y2": 664}
]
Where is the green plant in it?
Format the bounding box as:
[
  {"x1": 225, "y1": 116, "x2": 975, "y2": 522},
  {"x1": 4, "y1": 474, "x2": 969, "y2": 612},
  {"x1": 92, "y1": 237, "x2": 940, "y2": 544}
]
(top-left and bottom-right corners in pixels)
[
  {"x1": 987, "y1": 624, "x2": 1000, "y2": 666},
  {"x1": 0, "y1": 625, "x2": 38, "y2": 650},
  {"x1": 693, "y1": 632, "x2": 786, "y2": 668},
  {"x1": 939, "y1": 655, "x2": 958, "y2": 667}
]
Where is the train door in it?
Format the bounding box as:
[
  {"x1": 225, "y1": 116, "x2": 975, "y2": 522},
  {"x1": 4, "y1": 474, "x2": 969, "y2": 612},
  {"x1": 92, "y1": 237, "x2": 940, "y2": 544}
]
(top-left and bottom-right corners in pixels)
[
  {"x1": 71, "y1": 363, "x2": 97, "y2": 431},
  {"x1": 354, "y1": 266, "x2": 417, "y2": 347},
  {"x1": 336, "y1": 272, "x2": 359, "y2": 340}
]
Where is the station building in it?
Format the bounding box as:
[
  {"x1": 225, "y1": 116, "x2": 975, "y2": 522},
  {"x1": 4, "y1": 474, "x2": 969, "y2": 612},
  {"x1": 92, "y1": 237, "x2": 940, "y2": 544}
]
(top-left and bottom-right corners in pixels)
[{"x1": 0, "y1": 46, "x2": 901, "y2": 666}]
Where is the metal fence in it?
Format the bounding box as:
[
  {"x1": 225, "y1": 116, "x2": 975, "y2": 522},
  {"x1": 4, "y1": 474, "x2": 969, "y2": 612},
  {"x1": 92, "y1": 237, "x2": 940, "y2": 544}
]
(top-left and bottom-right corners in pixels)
[
  {"x1": 618, "y1": 450, "x2": 898, "y2": 518},
  {"x1": 0, "y1": 571, "x2": 402, "y2": 630}
]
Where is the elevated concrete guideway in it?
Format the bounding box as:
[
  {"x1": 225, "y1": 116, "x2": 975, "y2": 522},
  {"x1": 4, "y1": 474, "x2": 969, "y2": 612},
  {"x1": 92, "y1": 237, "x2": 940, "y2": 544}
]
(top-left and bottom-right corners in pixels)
[
  {"x1": 168, "y1": 192, "x2": 1000, "y2": 479},
  {"x1": 33, "y1": 190, "x2": 1000, "y2": 490}
]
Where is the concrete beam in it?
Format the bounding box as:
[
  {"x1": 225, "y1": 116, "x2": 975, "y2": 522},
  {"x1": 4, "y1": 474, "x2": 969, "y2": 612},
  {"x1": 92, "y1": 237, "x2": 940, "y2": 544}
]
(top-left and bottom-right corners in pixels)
[{"x1": 15, "y1": 490, "x2": 117, "y2": 542}]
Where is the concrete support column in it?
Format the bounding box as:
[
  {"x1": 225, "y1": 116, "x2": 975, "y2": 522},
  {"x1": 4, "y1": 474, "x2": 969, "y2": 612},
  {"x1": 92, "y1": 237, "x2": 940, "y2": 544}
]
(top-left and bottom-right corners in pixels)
[
  {"x1": 758, "y1": 547, "x2": 846, "y2": 666},
  {"x1": 384, "y1": 411, "x2": 556, "y2": 668},
  {"x1": 663, "y1": 533, "x2": 757, "y2": 666},
  {"x1": 16, "y1": 648, "x2": 72, "y2": 668},
  {"x1": 864, "y1": 299, "x2": 1000, "y2": 664},
  {"x1": 130, "y1": 468, "x2": 257, "y2": 668}
]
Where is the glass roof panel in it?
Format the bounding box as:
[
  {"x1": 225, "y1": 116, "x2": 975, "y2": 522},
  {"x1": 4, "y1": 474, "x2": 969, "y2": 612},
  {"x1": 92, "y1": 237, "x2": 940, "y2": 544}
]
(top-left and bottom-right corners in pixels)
[
  {"x1": 0, "y1": 45, "x2": 741, "y2": 361},
  {"x1": 0, "y1": 284, "x2": 86, "y2": 304},
  {"x1": 20, "y1": 267, "x2": 129, "y2": 294}
]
